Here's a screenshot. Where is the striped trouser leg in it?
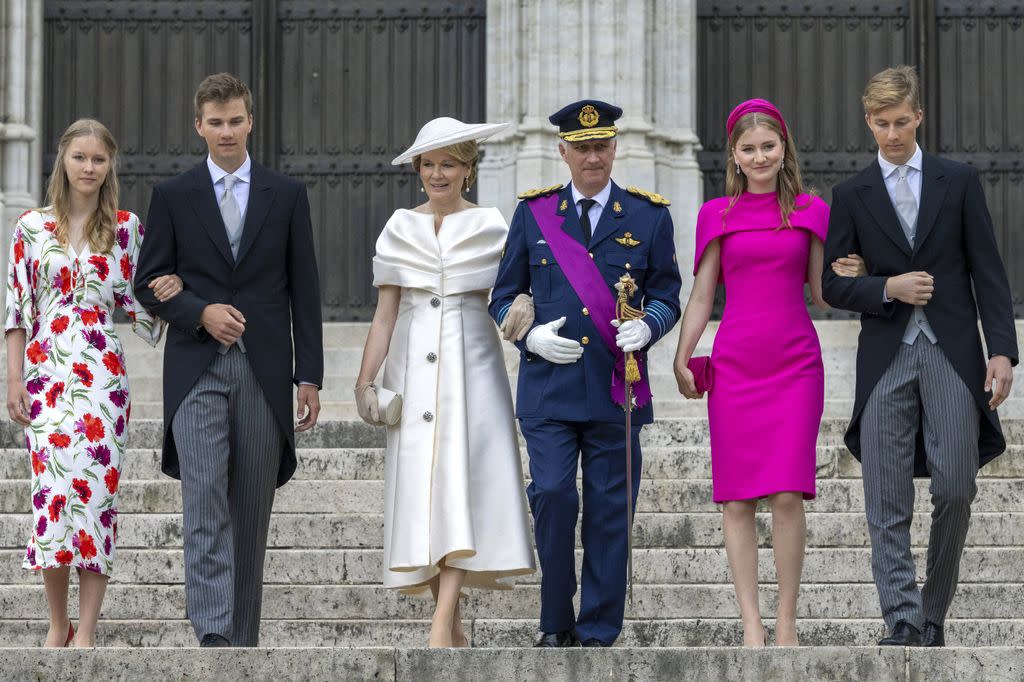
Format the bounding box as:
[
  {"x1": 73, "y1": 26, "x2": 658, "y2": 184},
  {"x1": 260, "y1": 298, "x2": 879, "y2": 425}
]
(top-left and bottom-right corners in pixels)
[
  {"x1": 172, "y1": 356, "x2": 234, "y2": 642},
  {"x1": 860, "y1": 341, "x2": 922, "y2": 631},
  {"x1": 224, "y1": 348, "x2": 283, "y2": 647},
  {"x1": 918, "y1": 341, "x2": 980, "y2": 626}
]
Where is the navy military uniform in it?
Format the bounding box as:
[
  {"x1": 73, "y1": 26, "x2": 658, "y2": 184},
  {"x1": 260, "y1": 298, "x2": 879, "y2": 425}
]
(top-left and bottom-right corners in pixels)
[{"x1": 489, "y1": 100, "x2": 682, "y2": 646}]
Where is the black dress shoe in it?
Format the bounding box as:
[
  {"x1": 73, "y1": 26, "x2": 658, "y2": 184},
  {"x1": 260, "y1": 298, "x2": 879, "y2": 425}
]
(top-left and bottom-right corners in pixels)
[
  {"x1": 580, "y1": 639, "x2": 607, "y2": 647},
  {"x1": 199, "y1": 633, "x2": 232, "y2": 647},
  {"x1": 878, "y1": 621, "x2": 921, "y2": 646},
  {"x1": 921, "y1": 621, "x2": 945, "y2": 647},
  {"x1": 533, "y1": 631, "x2": 579, "y2": 648}
]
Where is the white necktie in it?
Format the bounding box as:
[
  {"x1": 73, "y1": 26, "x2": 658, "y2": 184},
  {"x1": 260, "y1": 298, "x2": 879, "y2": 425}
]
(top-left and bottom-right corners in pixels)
[
  {"x1": 893, "y1": 165, "x2": 918, "y2": 246},
  {"x1": 220, "y1": 174, "x2": 243, "y2": 258}
]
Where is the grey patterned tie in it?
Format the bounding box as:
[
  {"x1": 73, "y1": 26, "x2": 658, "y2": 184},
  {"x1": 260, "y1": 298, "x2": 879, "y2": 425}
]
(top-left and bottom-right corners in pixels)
[
  {"x1": 893, "y1": 165, "x2": 917, "y2": 247},
  {"x1": 220, "y1": 174, "x2": 243, "y2": 259}
]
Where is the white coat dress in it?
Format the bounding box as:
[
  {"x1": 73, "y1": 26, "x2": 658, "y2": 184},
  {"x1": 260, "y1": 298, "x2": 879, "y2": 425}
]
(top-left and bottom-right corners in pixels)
[{"x1": 372, "y1": 206, "x2": 535, "y2": 593}]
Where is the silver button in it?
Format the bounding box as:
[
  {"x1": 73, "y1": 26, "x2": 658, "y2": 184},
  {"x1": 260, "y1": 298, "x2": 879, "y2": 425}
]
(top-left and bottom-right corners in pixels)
[
  {"x1": 423, "y1": 411, "x2": 434, "y2": 422},
  {"x1": 430, "y1": 297, "x2": 441, "y2": 308},
  {"x1": 427, "y1": 352, "x2": 437, "y2": 362}
]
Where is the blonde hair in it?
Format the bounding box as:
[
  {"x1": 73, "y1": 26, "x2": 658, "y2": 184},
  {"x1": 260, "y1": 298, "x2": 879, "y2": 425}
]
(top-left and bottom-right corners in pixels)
[
  {"x1": 44, "y1": 119, "x2": 119, "y2": 254},
  {"x1": 725, "y1": 113, "x2": 812, "y2": 227},
  {"x1": 412, "y1": 140, "x2": 480, "y2": 191},
  {"x1": 862, "y1": 65, "x2": 921, "y2": 115}
]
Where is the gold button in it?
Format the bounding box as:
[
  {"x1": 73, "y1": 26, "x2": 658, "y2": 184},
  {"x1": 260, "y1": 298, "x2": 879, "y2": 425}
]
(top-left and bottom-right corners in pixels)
[
  {"x1": 625, "y1": 263, "x2": 632, "y2": 270},
  {"x1": 589, "y1": 252, "x2": 594, "y2": 259},
  {"x1": 582, "y1": 336, "x2": 590, "y2": 345},
  {"x1": 582, "y1": 307, "x2": 589, "y2": 316},
  {"x1": 541, "y1": 258, "x2": 548, "y2": 265}
]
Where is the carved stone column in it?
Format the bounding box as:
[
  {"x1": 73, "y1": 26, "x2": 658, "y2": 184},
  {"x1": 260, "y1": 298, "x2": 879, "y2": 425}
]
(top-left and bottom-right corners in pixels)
[
  {"x1": 480, "y1": 0, "x2": 701, "y2": 302},
  {"x1": 0, "y1": 0, "x2": 44, "y2": 271}
]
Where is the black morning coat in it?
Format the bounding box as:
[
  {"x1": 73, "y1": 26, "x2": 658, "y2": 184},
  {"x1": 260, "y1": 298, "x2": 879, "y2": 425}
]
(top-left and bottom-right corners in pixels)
[
  {"x1": 822, "y1": 151, "x2": 1018, "y2": 476},
  {"x1": 134, "y1": 161, "x2": 324, "y2": 487}
]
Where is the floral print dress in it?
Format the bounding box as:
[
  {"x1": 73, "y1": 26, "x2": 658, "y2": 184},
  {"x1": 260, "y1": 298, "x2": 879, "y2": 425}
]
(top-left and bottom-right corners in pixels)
[{"x1": 5, "y1": 209, "x2": 164, "y2": 576}]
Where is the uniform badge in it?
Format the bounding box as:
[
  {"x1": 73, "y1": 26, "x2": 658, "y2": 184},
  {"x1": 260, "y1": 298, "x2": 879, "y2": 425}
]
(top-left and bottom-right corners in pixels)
[
  {"x1": 578, "y1": 104, "x2": 600, "y2": 128},
  {"x1": 613, "y1": 201, "x2": 622, "y2": 214},
  {"x1": 559, "y1": 199, "x2": 568, "y2": 212},
  {"x1": 615, "y1": 231, "x2": 641, "y2": 248}
]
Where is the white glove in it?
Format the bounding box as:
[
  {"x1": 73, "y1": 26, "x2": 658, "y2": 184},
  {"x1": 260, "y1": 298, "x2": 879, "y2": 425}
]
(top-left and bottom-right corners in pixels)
[
  {"x1": 500, "y1": 293, "x2": 535, "y2": 341},
  {"x1": 611, "y1": 319, "x2": 651, "y2": 353},
  {"x1": 526, "y1": 317, "x2": 583, "y2": 364}
]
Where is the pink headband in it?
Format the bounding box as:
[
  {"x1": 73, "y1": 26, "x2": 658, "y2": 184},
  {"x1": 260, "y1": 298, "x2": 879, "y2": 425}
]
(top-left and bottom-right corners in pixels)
[{"x1": 726, "y1": 98, "x2": 788, "y2": 140}]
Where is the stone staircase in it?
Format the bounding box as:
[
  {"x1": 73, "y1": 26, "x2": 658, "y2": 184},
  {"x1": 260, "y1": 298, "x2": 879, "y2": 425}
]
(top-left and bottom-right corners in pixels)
[{"x1": 1, "y1": 321, "x2": 1023, "y2": 681}]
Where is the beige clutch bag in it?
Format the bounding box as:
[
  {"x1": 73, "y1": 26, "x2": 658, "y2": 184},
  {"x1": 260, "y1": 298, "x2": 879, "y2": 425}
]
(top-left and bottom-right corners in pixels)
[{"x1": 376, "y1": 387, "x2": 403, "y2": 426}]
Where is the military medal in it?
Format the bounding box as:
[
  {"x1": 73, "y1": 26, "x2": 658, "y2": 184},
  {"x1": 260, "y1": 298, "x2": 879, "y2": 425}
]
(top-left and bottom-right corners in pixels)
[{"x1": 615, "y1": 232, "x2": 641, "y2": 248}]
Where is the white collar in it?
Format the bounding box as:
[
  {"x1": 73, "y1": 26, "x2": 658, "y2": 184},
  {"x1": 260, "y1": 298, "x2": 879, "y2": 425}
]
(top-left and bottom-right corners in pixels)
[
  {"x1": 878, "y1": 143, "x2": 923, "y2": 179},
  {"x1": 571, "y1": 180, "x2": 612, "y2": 209},
  {"x1": 207, "y1": 153, "x2": 252, "y2": 185}
]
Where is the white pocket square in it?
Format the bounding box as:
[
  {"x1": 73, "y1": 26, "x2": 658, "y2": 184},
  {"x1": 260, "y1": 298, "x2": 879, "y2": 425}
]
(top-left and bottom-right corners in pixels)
[{"x1": 536, "y1": 239, "x2": 547, "y2": 244}]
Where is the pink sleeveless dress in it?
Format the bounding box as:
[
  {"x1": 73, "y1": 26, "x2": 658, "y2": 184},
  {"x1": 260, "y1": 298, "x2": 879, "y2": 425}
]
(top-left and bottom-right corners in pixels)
[{"x1": 693, "y1": 192, "x2": 829, "y2": 503}]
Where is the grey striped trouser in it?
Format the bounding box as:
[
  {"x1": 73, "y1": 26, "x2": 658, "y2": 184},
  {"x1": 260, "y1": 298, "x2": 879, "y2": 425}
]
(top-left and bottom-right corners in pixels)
[
  {"x1": 860, "y1": 336, "x2": 980, "y2": 631},
  {"x1": 172, "y1": 346, "x2": 283, "y2": 647}
]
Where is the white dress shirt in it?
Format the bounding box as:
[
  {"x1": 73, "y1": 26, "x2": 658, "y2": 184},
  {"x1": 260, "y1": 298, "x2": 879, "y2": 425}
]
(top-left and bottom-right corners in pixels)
[
  {"x1": 878, "y1": 143, "x2": 923, "y2": 208},
  {"x1": 207, "y1": 153, "x2": 252, "y2": 218},
  {"x1": 571, "y1": 180, "x2": 612, "y2": 228}
]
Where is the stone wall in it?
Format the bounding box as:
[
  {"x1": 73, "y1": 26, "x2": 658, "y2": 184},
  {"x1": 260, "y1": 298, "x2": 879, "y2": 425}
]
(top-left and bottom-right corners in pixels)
[
  {"x1": 479, "y1": 0, "x2": 701, "y2": 301},
  {"x1": 0, "y1": 0, "x2": 44, "y2": 273}
]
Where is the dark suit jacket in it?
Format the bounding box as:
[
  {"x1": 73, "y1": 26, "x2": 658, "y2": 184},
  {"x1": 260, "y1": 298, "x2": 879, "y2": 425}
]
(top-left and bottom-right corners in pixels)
[
  {"x1": 134, "y1": 160, "x2": 324, "y2": 487},
  {"x1": 822, "y1": 151, "x2": 1018, "y2": 473}
]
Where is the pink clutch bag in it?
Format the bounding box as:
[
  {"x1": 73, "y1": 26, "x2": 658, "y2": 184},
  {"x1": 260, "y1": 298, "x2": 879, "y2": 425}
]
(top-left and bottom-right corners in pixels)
[{"x1": 687, "y1": 356, "x2": 714, "y2": 393}]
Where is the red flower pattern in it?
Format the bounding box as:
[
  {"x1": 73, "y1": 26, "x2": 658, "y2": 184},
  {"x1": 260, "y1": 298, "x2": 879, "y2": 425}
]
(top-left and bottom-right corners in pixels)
[
  {"x1": 48, "y1": 432, "x2": 70, "y2": 448},
  {"x1": 102, "y1": 351, "x2": 124, "y2": 376},
  {"x1": 78, "y1": 530, "x2": 98, "y2": 559},
  {"x1": 72, "y1": 363, "x2": 94, "y2": 387},
  {"x1": 50, "y1": 316, "x2": 69, "y2": 334},
  {"x1": 55, "y1": 549, "x2": 74, "y2": 565},
  {"x1": 72, "y1": 478, "x2": 92, "y2": 504},
  {"x1": 45, "y1": 382, "x2": 64, "y2": 408},
  {"x1": 104, "y1": 467, "x2": 119, "y2": 495},
  {"x1": 88, "y1": 254, "x2": 109, "y2": 281},
  {"x1": 80, "y1": 414, "x2": 105, "y2": 442}
]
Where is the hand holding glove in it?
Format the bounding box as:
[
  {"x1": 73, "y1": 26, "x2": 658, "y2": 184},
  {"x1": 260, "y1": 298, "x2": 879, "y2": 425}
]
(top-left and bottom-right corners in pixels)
[
  {"x1": 353, "y1": 383, "x2": 381, "y2": 425},
  {"x1": 525, "y1": 317, "x2": 584, "y2": 364},
  {"x1": 611, "y1": 319, "x2": 651, "y2": 353},
  {"x1": 500, "y1": 293, "x2": 535, "y2": 341}
]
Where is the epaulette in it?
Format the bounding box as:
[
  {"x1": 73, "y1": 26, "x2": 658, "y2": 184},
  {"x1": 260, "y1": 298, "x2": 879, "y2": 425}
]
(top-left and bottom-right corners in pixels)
[
  {"x1": 626, "y1": 186, "x2": 671, "y2": 206},
  {"x1": 517, "y1": 184, "x2": 564, "y2": 200}
]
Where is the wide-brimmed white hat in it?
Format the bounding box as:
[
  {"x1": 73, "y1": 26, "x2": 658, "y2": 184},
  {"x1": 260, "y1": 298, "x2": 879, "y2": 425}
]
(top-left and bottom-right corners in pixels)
[{"x1": 391, "y1": 117, "x2": 511, "y2": 165}]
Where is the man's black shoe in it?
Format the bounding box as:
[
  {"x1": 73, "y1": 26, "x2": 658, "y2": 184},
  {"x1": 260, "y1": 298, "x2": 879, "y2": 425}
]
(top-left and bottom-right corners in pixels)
[
  {"x1": 533, "y1": 631, "x2": 579, "y2": 647},
  {"x1": 878, "y1": 621, "x2": 921, "y2": 646},
  {"x1": 199, "y1": 633, "x2": 232, "y2": 647},
  {"x1": 580, "y1": 638, "x2": 606, "y2": 647},
  {"x1": 921, "y1": 621, "x2": 945, "y2": 647}
]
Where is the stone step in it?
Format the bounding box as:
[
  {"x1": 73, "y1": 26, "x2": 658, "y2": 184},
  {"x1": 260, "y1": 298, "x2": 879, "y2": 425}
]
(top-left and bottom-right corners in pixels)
[
  {"x1": 13, "y1": 416, "x2": 1024, "y2": 450},
  {"x1": 2, "y1": 583, "x2": 1023, "y2": 620},
  {"x1": 0, "y1": 619, "x2": 1022, "y2": 651},
  {"x1": 4, "y1": 477, "x2": 1023, "y2": 515},
  {"x1": 1, "y1": 512, "x2": 1021, "y2": 550},
  {"x1": 2, "y1": 644, "x2": 1021, "y2": 681},
  {"x1": 0, "y1": 417, "x2": 912, "y2": 450},
  {"x1": 8, "y1": 444, "x2": 1024, "y2": 481},
  {"x1": 2, "y1": 547, "x2": 1022, "y2": 586}
]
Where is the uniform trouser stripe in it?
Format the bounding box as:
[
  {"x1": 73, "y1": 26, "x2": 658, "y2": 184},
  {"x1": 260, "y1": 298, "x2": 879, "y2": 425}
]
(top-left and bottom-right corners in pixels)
[
  {"x1": 172, "y1": 347, "x2": 283, "y2": 646},
  {"x1": 860, "y1": 337, "x2": 979, "y2": 631}
]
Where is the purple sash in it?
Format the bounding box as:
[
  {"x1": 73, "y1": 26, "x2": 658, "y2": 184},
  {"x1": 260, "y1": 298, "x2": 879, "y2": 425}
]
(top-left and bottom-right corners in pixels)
[{"x1": 527, "y1": 193, "x2": 652, "y2": 408}]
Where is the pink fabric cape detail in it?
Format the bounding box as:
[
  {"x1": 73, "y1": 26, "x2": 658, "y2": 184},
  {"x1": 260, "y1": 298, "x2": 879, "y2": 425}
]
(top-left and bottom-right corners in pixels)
[{"x1": 693, "y1": 193, "x2": 829, "y2": 280}]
